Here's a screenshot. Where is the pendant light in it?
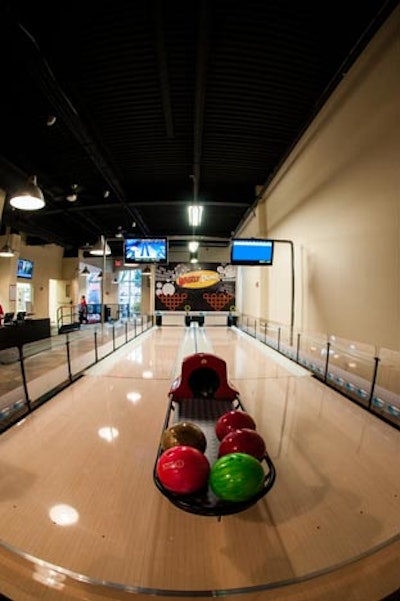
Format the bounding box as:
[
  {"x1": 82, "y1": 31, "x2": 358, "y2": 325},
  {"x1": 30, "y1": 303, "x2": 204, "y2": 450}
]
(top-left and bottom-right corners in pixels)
[
  {"x1": 89, "y1": 235, "x2": 111, "y2": 256},
  {"x1": 0, "y1": 243, "x2": 14, "y2": 258},
  {"x1": 0, "y1": 227, "x2": 15, "y2": 257},
  {"x1": 9, "y1": 175, "x2": 45, "y2": 210}
]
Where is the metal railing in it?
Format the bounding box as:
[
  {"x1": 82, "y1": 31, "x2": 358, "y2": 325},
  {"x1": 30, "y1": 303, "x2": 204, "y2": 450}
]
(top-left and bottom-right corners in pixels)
[
  {"x1": 0, "y1": 314, "x2": 153, "y2": 433},
  {"x1": 238, "y1": 314, "x2": 400, "y2": 430},
  {"x1": 56, "y1": 303, "x2": 135, "y2": 332},
  {"x1": 3, "y1": 312, "x2": 399, "y2": 432}
]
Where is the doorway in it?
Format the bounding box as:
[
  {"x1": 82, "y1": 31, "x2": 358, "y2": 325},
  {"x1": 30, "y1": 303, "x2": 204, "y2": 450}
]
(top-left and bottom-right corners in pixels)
[{"x1": 16, "y1": 282, "x2": 33, "y2": 314}]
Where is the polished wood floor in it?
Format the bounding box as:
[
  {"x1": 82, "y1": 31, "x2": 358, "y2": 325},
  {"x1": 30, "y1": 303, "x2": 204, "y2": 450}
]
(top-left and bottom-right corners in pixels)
[{"x1": 0, "y1": 325, "x2": 399, "y2": 601}]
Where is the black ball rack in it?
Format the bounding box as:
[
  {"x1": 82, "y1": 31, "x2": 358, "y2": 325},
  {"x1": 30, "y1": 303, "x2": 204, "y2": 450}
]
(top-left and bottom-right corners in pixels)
[{"x1": 153, "y1": 352, "x2": 276, "y2": 518}]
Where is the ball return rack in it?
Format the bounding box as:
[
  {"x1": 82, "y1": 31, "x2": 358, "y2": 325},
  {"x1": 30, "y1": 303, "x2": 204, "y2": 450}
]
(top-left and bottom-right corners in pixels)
[{"x1": 153, "y1": 352, "x2": 276, "y2": 517}]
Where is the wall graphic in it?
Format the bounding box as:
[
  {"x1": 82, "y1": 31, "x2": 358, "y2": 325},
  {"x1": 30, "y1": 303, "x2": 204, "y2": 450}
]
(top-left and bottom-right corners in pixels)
[{"x1": 155, "y1": 263, "x2": 236, "y2": 312}]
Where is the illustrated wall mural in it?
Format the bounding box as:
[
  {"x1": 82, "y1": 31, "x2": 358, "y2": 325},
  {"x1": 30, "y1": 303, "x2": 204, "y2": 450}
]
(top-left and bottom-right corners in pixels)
[{"x1": 155, "y1": 263, "x2": 236, "y2": 312}]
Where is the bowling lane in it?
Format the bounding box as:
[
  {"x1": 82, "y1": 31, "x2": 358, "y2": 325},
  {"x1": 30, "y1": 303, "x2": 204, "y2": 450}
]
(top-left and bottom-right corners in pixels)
[
  {"x1": 209, "y1": 327, "x2": 400, "y2": 573},
  {"x1": 86, "y1": 326, "x2": 184, "y2": 380},
  {"x1": 86, "y1": 325, "x2": 213, "y2": 382},
  {"x1": 207, "y1": 326, "x2": 309, "y2": 380},
  {"x1": 0, "y1": 325, "x2": 399, "y2": 600}
]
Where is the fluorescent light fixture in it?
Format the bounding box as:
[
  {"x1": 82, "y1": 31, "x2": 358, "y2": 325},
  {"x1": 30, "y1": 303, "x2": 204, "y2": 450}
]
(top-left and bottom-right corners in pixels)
[
  {"x1": 188, "y1": 205, "x2": 203, "y2": 227},
  {"x1": 9, "y1": 175, "x2": 45, "y2": 210},
  {"x1": 188, "y1": 240, "x2": 199, "y2": 252},
  {"x1": 89, "y1": 235, "x2": 111, "y2": 256}
]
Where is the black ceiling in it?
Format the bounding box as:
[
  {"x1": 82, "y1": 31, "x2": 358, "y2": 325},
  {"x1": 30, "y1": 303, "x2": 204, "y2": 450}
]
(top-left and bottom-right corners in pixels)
[{"x1": 0, "y1": 0, "x2": 397, "y2": 255}]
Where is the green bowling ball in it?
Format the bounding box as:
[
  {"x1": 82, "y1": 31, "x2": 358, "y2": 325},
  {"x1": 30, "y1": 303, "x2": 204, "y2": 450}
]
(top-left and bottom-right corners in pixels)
[{"x1": 209, "y1": 452, "x2": 264, "y2": 502}]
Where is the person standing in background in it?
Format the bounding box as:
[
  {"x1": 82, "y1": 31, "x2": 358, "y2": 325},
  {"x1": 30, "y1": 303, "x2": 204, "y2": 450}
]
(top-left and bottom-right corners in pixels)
[
  {"x1": 79, "y1": 295, "x2": 88, "y2": 324},
  {"x1": 0, "y1": 303, "x2": 4, "y2": 327}
]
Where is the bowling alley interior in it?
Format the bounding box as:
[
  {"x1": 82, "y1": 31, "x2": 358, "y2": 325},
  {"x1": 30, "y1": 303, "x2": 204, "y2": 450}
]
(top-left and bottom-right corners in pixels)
[{"x1": 0, "y1": 2, "x2": 399, "y2": 601}]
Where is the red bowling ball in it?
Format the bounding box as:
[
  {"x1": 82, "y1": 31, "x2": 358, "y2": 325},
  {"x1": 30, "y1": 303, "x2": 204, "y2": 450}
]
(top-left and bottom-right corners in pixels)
[
  {"x1": 156, "y1": 445, "x2": 210, "y2": 494},
  {"x1": 215, "y1": 410, "x2": 256, "y2": 441},
  {"x1": 219, "y1": 428, "x2": 266, "y2": 460}
]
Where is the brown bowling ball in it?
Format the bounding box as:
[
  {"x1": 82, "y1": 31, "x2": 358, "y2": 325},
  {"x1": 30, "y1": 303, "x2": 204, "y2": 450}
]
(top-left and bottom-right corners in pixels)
[{"x1": 161, "y1": 421, "x2": 207, "y2": 453}]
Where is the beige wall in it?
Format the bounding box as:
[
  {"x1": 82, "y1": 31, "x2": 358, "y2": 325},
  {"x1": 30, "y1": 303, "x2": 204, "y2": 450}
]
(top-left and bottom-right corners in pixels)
[
  {"x1": 239, "y1": 5, "x2": 400, "y2": 351},
  {"x1": 0, "y1": 237, "x2": 66, "y2": 319}
]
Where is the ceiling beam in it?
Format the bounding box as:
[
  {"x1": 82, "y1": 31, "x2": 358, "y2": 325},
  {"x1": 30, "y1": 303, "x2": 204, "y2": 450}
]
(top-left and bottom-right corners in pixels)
[
  {"x1": 192, "y1": 0, "x2": 209, "y2": 201},
  {"x1": 153, "y1": 0, "x2": 174, "y2": 139},
  {"x1": 40, "y1": 200, "x2": 249, "y2": 216}
]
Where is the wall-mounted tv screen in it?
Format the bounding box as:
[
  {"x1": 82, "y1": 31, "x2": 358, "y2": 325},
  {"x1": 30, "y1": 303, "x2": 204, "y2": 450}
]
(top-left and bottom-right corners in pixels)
[
  {"x1": 124, "y1": 237, "x2": 168, "y2": 264},
  {"x1": 17, "y1": 258, "x2": 34, "y2": 279},
  {"x1": 230, "y1": 239, "x2": 274, "y2": 265}
]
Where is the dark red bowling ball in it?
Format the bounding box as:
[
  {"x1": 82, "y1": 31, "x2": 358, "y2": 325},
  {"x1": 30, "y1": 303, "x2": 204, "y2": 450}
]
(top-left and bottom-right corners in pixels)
[
  {"x1": 156, "y1": 445, "x2": 210, "y2": 494},
  {"x1": 215, "y1": 410, "x2": 256, "y2": 441},
  {"x1": 219, "y1": 428, "x2": 266, "y2": 460}
]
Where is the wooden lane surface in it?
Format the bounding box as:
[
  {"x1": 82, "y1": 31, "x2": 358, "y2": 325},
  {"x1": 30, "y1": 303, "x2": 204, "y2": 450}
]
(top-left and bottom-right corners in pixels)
[
  {"x1": 0, "y1": 325, "x2": 399, "y2": 599},
  {"x1": 0, "y1": 538, "x2": 399, "y2": 600}
]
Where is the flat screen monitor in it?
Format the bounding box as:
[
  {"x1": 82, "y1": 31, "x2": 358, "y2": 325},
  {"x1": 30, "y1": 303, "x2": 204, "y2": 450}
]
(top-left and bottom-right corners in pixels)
[
  {"x1": 124, "y1": 237, "x2": 168, "y2": 264},
  {"x1": 230, "y1": 238, "x2": 274, "y2": 265},
  {"x1": 17, "y1": 258, "x2": 34, "y2": 279}
]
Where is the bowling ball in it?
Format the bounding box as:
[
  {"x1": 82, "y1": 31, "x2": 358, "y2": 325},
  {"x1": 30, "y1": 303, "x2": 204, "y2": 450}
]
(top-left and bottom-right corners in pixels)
[
  {"x1": 215, "y1": 410, "x2": 256, "y2": 441},
  {"x1": 156, "y1": 445, "x2": 210, "y2": 494},
  {"x1": 219, "y1": 428, "x2": 266, "y2": 461},
  {"x1": 209, "y1": 452, "x2": 264, "y2": 502},
  {"x1": 161, "y1": 421, "x2": 207, "y2": 453}
]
